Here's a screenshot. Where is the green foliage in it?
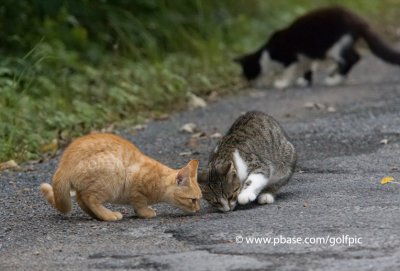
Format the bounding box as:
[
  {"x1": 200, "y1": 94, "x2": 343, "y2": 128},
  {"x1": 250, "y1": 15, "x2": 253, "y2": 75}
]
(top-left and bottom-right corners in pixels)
[{"x1": 0, "y1": 0, "x2": 399, "y2": 162}]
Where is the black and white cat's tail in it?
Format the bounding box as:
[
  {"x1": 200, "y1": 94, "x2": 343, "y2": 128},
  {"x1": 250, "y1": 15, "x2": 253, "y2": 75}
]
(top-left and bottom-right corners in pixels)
[{"x1": 361, "y1": 26, "x2": 400, "y2": 65}]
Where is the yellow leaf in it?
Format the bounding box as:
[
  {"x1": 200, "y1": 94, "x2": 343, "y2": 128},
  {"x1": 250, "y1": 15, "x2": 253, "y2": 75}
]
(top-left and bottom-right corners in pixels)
[{"x1": 380, "y1": 176, "x2": 395, "y2": 185}]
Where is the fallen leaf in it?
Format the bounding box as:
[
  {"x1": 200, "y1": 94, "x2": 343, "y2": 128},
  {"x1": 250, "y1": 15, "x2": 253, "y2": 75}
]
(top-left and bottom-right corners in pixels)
[
  {"x1": 380, "y1": 176, "x2": 394, "y2": 184},
  {"x1": 154, "y1": 113, "x2": 170, "y2": 121},
  {"x1": 132, "y1": 124, "x2": 147, "y2": 131},
  {"x1": 210, "y1": 132, "x2": 222, "y2": 139},
  {"x1": 0, "y1": 160, "x2": 20, "y2": 171},
  {"x1": 179, "y1": 151, "x2": 193, "y2": 156},
  {"x1": 207, "y1": 91, "x2": 219, "y2": 102},
  {"x1": 327, "y1": 106, "x2": 336, "y2": 112},
  {"x1": 180, "y1": 123, "x2": 197, "y2": 134},
  {"x1": 191, "y1": 132, "x2": 207, "y2": 139},
  {"x1": 380, "y1": 139, "x2": 389, "y2": 145},
  {"x1": 315, "y1": 103, "x2": 326, "y2": 110},
  {"x1": 303, "y1": 102, "x2": 315, "y2": 109},
  {"x1": 188, "y1": 94, "x2": 207, "y2": 109}
]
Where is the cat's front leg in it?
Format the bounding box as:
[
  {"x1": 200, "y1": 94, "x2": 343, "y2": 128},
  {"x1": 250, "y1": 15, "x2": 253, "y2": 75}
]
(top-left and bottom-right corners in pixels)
[
  {"x1": 273, "y1": 63, "x2": 300, "y2": 89},
  {"x1": 238, "y1": 173, "x2": 269, "y2": 205},
  {"x1": 132, "y1": 193, "x2": 156, "y2": 218},
  {"x1": 135, "y1": 206, "x2": 156, "y2": 219}
]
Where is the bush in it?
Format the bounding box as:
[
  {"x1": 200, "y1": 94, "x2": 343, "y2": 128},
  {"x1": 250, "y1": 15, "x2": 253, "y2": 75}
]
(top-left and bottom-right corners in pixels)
[{"x1": 0, "y1": 0, "x2": 399, "y2": 162}]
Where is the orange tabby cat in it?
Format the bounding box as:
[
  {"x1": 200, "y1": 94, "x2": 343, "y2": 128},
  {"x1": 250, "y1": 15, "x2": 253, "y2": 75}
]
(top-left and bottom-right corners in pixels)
[{"x1": 40, "y1": 133, "x2": 201, "y2": 221}]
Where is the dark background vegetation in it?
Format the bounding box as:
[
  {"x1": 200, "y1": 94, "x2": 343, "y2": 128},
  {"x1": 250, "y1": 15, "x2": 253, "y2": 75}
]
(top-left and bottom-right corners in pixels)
[{"x1": 0, "y1": 0, "x2": 399, "y2": 162}]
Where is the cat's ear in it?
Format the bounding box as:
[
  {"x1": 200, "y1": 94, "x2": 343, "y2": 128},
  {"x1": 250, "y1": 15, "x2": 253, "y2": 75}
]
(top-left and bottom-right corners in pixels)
[
  {"x1": 176, "y1": 167, "x2": 190, "y2": 187},
  {"x1": 227, "y1": 162, "x2": 237, "y2": 183},
  {"x1": 187, "y1": 159, "x2": 199, "y2": 180},
  {"x1": 176, "y1": 160, "x2": 199, "y2": 186},
  {"x1": 217, "y1": 162, "x2": 235, "y2": 176}
]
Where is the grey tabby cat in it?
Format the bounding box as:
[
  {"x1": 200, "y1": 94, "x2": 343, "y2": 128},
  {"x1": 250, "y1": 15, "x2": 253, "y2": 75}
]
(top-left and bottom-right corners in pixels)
[{"x1": 199, "y1": 111, "x2": 297, "y2": 212}]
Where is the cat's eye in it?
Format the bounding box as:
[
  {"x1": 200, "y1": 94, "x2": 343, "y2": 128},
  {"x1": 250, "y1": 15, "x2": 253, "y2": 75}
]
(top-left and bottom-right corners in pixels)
[
  {"x1": 191, "y1": 199, "x2": 197, "y2": 204},
  {"x1": 212, "y1": 201, "x2": 222, "y2": 207}
]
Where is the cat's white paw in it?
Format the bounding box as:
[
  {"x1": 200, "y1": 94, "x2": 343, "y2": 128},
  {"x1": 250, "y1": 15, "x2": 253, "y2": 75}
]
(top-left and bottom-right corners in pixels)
[
  {"x1": 257, "y1": 193, "x2": 275, "y2": 204},
  {"x1": 324, "y1": 74, "x2": 344, "y2": 86},
  {"x1": 238, "y1": 190, "x2": 257, "y2": 205},
  {"x1": 295, "y1": 77, "x2": 308, "y2": 87},
  {"x1": 273, "y1": 79, "x2": 290, "y2": 89}
]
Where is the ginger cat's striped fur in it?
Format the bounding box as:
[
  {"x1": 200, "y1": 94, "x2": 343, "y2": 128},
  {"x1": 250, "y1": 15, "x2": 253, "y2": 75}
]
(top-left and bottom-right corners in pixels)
[{"x1": 40, "y1": 133, "x2": 202, "y2": 221}]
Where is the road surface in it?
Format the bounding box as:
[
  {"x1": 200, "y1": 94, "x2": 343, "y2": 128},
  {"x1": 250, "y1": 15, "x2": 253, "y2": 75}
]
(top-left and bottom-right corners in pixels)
[{"x1": 1, "y1": 53, "x2": 400, "y2": 271}]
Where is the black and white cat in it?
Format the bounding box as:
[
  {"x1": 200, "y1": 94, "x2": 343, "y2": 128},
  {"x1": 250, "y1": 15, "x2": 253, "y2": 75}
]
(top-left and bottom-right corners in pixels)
[{"x1": 235, "y1": 6, "x2": 400, "y2": 89}]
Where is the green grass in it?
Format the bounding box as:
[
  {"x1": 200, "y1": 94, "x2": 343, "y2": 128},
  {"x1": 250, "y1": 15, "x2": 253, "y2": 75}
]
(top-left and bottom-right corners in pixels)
[{"x1": 0, "y1": 0, "x2": 399, "y2": 163}]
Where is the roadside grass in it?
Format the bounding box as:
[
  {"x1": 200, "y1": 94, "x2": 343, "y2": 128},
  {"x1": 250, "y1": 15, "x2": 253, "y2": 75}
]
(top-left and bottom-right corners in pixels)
[{"x1": 0, "y1": 0, "x2": 399, "y2": 163}]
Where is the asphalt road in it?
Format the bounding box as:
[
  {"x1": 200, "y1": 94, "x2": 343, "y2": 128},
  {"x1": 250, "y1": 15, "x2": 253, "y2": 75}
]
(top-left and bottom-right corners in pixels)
[{"x1": 1, "y1": 54, "x2": 400, "y2": 271}]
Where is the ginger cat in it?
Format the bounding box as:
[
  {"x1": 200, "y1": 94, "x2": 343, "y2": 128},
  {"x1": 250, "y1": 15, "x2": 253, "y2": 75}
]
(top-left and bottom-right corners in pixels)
[{"x1": 40, "y1": 133, "x2": 202, "y2": 221}]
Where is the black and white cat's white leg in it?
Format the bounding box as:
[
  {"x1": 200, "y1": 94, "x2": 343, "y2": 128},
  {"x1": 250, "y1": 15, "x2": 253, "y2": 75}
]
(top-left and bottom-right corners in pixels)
[
  {"x1": 337, "y1": 47, "x2": 360, "y2": 77},
  {"x1": 294, "y1": 55, "x2": 313, "y2": 87},
  {"x1": 238, "y1": 173, "x2": 269, "y2": 205},
  {"x1": 325, "y1": 35, "x2": 359, "y2": 86},
  {"x1": 273, "y1": 62, "x2": 301, "y2": 89},
  {"x1": 325, "y1": 49, "x2": 360, "y2": 86},
  {"x1": 295, "y1": 70, "x2": 313, "y2": 87}
]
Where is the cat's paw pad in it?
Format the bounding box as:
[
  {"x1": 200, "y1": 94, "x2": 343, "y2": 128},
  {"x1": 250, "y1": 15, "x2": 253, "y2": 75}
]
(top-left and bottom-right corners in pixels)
[
  {"x1": 273, "y1": 79, "x2": 290, "y2": 89},
  {"x1": 324, "y1": 74, "x2": 344, "y2": 86},
  {"x1": 257, "y1": 193, "x2": 275, "y2": 204},
  {"x1": 103, "y1": 211, "x2": 123, "y2": 221},
  {"x1": 238, "y1": 191, "x2": 257, "y2": 205}
]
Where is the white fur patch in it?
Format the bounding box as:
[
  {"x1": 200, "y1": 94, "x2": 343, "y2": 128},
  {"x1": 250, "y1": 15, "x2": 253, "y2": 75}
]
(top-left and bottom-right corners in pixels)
[
  {"x1": 259, "y1": 50, "x2": 284, "y2": 77},
  {"x1": 233, "y1": 150, "x2": 248, "y2": 182},
  {"x1": 219, "y1": 198, "x2": 231, "y2": 212},
  {"x1": 238, "y1": 173, "x2": 269, "y2": 205},
  {"x1": 214, "y1": 145, "x2": 218, "y2": 153},
  {"x1": 273, "y1": 62, "x2": 301, "y2": 89},
  {"x1": 229, "y1": 200, "x2": 237, "y2": 211},
  {"x1": 295, "y1": 77, "x2": 309, "y2": 87},
  {"x1": 259, "y1": 50, "x2": 272, "y2": 75},
  {"x1": 327, "y1": 34, "x2": 352, "y2": 62},
  {"x1": 257, "y1": 193, "x2": 275, "y2": 204},
  {"x1": 273, "y1": 78, "x2": 290, "y2": 89},
  {"x1": 324, "y1": 74, "x2": 344, "y2": 86}
]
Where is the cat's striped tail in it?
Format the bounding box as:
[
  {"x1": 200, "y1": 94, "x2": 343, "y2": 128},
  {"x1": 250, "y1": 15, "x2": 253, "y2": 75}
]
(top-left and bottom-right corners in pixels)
[
  {"x1": 361, "y1": 26, "x2": 400, "y2": 65},
  {"x1": 40, "y1": 172, "x2": 72, "y2": 214}
]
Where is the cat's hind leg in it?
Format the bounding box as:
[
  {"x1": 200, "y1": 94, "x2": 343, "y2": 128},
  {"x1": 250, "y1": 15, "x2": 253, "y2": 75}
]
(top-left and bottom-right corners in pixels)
[
  {"x1": 325, "y1": 36, "x2": 359, "y2": 86},
  {"x1": 238, "y1": 173, "x2": 269, "y2": 205},
  {"x1": 76, "y1": 192, "x2": 97, "y2": 219},
  {"x1": 81, "y1": 193, "x2": 123, "y2": 221},
  {"x1": 325, "y1": 48, "x2": 360, "y2": 86},
  {"x1": 295, "y1": 70, "x2": 313, "y2": 87},
  {"x1": 337, "y1": 47, "x2": 360, "y2": 77}
]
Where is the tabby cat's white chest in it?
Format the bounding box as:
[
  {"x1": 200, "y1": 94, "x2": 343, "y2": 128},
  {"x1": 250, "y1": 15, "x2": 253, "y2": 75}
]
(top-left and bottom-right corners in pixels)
[{"x1": 233, "y1": 150, "x2": 248, "y2": 182}]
